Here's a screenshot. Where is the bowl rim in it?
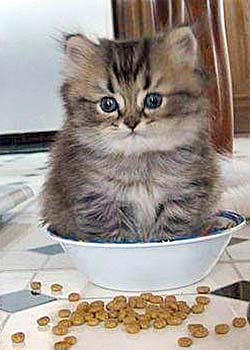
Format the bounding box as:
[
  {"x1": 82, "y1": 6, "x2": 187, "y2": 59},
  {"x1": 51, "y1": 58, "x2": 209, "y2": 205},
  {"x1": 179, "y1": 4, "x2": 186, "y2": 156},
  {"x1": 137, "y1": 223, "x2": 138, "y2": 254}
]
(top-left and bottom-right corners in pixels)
[{"x1": 46, "y1": 210, "x2": 246, "y2": 249}]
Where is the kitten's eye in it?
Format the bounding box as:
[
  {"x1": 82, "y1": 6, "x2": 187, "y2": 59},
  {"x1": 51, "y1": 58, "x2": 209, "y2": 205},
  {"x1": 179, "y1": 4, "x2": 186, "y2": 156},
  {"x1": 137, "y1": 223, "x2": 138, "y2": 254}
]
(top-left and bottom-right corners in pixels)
[
  {"x1": 144, "y1": 93, "x2": 162, "y2": 109},
  {"x1": 100, "y1": 97, "x2": 118, "y2": 113}
]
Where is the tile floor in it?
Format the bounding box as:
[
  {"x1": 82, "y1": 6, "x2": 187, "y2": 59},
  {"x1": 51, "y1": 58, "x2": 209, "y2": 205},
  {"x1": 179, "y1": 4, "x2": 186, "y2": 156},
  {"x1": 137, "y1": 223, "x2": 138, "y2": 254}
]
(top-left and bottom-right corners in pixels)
[{"x1": 0, "y1": 138, "x2": 249, "y2": 349}]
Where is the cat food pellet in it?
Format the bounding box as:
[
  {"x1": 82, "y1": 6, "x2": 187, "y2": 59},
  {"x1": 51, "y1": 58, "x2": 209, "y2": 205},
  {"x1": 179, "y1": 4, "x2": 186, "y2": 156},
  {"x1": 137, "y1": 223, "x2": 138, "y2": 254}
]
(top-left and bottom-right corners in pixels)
[
  {"x1": 195, "y1": 296, "x2": 210, "y2": 305},
  {"x1": 124, "y1": 322, "x2": 140, "y2": 334},
  {"x1": 64, "y1": 336, "x2": 77, "y2": 346},
  {"x1": 113, "y1": 295, "x2": 127, "y2": 303},
  {"x1": 153, "y1": 318, "x2": 167, "y2": 329},
  {"x1": 149, "y1": 295, "x2": 163, "y2": 304},
  {"x1": 51, "y1": 283, "x2": 63, "y2": 293},
  {"x1": 176, "y1": 312, "x2": 188, "y2": 320},
  {"x1": 104, "y1": 319, "x2": 119, "y2": 328},
  {"x1": 68, "y1": 292, "x2": 81, "y2": 302},
  {"x1": 70, "y1": 312, "x2": 84, "y2": 326},
  {"x1": 54, "y1": 341, "x2": 70, "y2": 350},
  {"x1": 31, "y1": 281, "x2": 41, "y2": 293},
  {"x1": 11, "y1": 332, "x2": 25, "y2": 344},
  {"x1": 215, "y1": 323, "x2": 230, "y2": 335},
  {"x1": 96, "y1": 310, "x2": 109, "y2": 321},
  {"x1": 196, "y1": 286, "x2": 211, "y2": 294},
  {"x1": 167, "y1": 316, "x2": 183, "y2": 326},
  {"x1": 58, "y1": 319, "x2": 73, "y2": 328},
  {"x1": 177, "y1": 337, "x2": 193, "y2": 347},
  {"x1": 140, "y1": 292, "x2": 153, "y2": 301},
  {"x1": 187, "y1": 323, "x2": 204, "y2": 332},
  {"x1": 111, "y1": 300, "x2": 127, "y2": 311},
  {"x1": 232, "y1": 317, "x2": 247, "y2": 328},
  {"x1": 165, "y1": 295, "x2": 177, "y2": 303},
  {"x1": 191, "y1": 326, "x2": 209, "y2": 338},
  {"x1": 58, "y1": 309, "x2": 71, "y2": 318},
  {"x1": 128, "y1": 297, "x2": 137, "y2": 308},
  {"x1": 87, "y1": 318, "x2": 100, "y2": 326},
  {"x1": 135, "y1": 298, "x2": 146, "y2": 309},
  {"x1": 108, "y1": 310, "x2": 118, "y2": 319},
  {"x1": 90, "y1": 300, "x2": 104, "y2": 310},
  {"x1": 37, "y1": 316, "x2": 50, "y2": 326},
  {"x1": 191, "y1": 303, "x2": 205, "y2": 314},
  {"x1": 52, "y1": 325, "x2": 69, "y2": 336},
  {"x1": 139, "y1": 318, "x2": 150, "y2": 329},
  {"x1": 123, "y1": 315, "x2": 137, "y2": 325},
  {"x1": 165, "y1": 302, "x2": 178, "y2": 312},
  {"x1": 76, "y1": 301, "x2": 90, "y2": 313}
]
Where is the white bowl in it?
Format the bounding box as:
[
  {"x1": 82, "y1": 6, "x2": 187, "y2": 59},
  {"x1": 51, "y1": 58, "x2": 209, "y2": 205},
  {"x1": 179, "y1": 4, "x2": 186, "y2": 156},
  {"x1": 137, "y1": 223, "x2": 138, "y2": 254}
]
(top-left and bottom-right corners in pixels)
[{"x1": 47, "y1": 211, "x2": 245, "y2": 292}]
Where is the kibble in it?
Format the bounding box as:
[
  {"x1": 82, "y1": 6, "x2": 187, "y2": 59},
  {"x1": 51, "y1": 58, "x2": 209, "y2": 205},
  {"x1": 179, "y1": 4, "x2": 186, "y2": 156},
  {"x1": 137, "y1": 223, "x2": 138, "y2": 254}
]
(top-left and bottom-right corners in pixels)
[
  {"x1": 58, "y1": 309, "x2": 71, "y2": 318},
  {"x1": 96, "y1": 310, "x2": 109, "y2": 321},
  {"x1": 104, "y1": 319, "x2": 119, "y2": 328},
  {"x1": 70, "y1": 312, "x2": 84, "y2": 326},
  {"x1": 52, "y1": 325, "x2": 69, "y2": 336},
  {"x1": 177, "y1": 337, "x2": 193, "y2": 347},
  {"x1": 232, "y1": 317, "x2": 247, "y2": 328},
  {"x1": 191, "y1": 325, "x2": 209, "y2": 338},
  {"x1": 31, "y1": 281, "x2": 41, "y2": 294},
  {"x1": 165, "y1": 295, "x2": 177, "y2": 303},
  {"x1": 54, "y1": 341, "x2": 70, "y2": 350},
  {"x1": 191, "y1": 303, "x2": 205, "y2": 314},
  {"x1": 37, "y1": 316, "x2": 50, "y2": 326},
  {"x1": 124, "y1": 322, "x2": 140, "y2": 334},
  {"x1": 149, "y1": 295, "x2": 163, "y2": 304},
  {"x1": 51, "y1": 283, "x2": 63, "y2": 293},
  {"x1": 195, "y1": 296, "x2": 210, "y2": 305},
  {"x1": 153, "y1": 318, "x2": 167, "y2": 329},
  {"x1": 68, "y1": 292, "x2": 81, "y2": 302},
  {"x1": 58, "y1": 319, "x2": 72, "y2": 328},
  {"x1": 167, "y1": 316, "x2": 183, "y2": 326},
  {"x1": 87, "y1": 318, "x2": 100, "y2": 326},
  {"x1": 196, "y1": 286, "x2": 211, "y2": 294},
  {"x1": 215, "y1": 323, "x2": 230, "y2": 335},
  {"x1": 11, "y1": 332, "x2": 25, "y2": 344},
  {"x1": 64, "y1": 335, "x2": 77, "y2": 346}
]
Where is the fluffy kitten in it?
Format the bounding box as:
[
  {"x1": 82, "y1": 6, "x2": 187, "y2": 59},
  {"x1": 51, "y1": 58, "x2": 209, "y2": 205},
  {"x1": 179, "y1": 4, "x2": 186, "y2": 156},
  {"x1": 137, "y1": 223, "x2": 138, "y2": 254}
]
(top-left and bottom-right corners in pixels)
[{"x1": 42, "y1": 27, "x2": 221, "y2": 242}]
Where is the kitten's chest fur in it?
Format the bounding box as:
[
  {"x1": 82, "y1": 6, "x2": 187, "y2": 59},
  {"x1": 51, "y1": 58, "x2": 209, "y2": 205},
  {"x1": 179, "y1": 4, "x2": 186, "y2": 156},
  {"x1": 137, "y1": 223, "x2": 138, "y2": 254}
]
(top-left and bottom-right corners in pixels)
[{"x1": 90, "y1": 153, "x2": 178, "y2": 229}]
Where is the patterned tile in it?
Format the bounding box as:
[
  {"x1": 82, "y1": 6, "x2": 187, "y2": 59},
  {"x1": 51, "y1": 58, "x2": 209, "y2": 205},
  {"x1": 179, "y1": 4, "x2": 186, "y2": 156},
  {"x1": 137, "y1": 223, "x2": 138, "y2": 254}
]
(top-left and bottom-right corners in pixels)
[
  {"x1": 0, "y1": 290, "x2": 56, "y2": 313},
  {"x1": 235, "y1": 262, "x2": 250, "y2": 280},
  {"x1": 42, "y1": 253, "x2": 75, "y2": 270},
  {"x1": 227, "y1": 240, "x2": 250, "y2": 260},
  {"x1": 212, "y1": 280, "x2": 250, "y2": 302},
  {"x1": 29, "y1": 244, "x2": 64, "y2": 256}
]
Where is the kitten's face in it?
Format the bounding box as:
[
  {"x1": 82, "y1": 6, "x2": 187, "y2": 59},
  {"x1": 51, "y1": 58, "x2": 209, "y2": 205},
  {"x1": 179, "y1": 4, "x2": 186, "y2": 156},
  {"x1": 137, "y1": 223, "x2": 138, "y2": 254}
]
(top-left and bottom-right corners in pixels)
[{"x1": 62, "y1": 28, "x2": 208, "y2": 155}]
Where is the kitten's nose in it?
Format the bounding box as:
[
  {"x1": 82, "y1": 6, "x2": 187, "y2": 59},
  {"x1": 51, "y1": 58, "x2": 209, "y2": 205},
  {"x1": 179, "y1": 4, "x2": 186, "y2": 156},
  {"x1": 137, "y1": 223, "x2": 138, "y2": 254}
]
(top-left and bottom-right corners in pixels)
[{"x1": 123, "y1": 117, "x2": 140, "y2": 132}]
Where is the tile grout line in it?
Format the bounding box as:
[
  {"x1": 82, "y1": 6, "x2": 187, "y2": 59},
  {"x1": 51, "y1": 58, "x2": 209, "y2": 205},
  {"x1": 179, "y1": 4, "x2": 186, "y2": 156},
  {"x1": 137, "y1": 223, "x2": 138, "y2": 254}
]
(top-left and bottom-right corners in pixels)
[{"x1": 0, "y1": 314, "x2": 11, "y2": 334}]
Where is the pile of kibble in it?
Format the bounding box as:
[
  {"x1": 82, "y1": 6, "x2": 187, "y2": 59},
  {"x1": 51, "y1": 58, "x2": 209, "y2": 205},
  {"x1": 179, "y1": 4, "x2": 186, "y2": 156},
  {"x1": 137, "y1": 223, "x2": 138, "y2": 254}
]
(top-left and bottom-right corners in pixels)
[{"x1": 11, "y1": 284, "x2": 248, "y2": 349}]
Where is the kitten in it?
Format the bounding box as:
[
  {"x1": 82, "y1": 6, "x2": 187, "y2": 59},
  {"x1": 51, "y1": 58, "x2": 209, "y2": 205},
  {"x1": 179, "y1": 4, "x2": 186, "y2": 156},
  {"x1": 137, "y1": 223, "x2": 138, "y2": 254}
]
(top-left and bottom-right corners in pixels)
[{"x1": 42, "y1": 27, "x2": 221, "y2": 242}]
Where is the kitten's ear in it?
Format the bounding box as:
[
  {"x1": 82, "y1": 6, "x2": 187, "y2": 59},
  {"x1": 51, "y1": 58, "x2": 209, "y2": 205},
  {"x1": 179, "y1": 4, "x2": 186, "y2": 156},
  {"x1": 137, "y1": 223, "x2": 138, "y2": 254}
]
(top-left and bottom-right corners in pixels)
[
  {"x1": 164, "y1": 27, "x2": 198, "y2": 67},
  {"x1": 64, "y1": 33, "x2": 99, "y2": 66}
]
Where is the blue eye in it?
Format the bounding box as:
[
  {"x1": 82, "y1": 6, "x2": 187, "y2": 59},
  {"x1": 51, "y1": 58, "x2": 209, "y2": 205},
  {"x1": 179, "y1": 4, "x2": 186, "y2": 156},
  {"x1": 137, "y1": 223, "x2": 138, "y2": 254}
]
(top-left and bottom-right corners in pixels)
[
  {"x1": 144, "y1": 93, "x2": 162, "y2": 109},
  {"x1": 100, "y1": 97, "x2": 118, "y2": 113}
]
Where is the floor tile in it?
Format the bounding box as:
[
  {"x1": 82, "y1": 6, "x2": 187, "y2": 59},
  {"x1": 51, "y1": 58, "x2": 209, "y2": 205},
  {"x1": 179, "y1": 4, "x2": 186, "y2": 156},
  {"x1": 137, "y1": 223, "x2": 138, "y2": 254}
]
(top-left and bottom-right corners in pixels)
[
  {"x1": 235, "y1": 262, "x2": 250, "y2": 280},
  {"x1": 42, "y1": 253, "x2": 75, "y2": 270},
  {"x1": 1, "y1": 224, "x2": 54, "y2": 252},
  {"x1": 0, "y1": 310, "x2": 9, "y2": 332},
  {"x1": 232, "y1": 222, "x2": 250, "y2": 239},
  {"x1": 227, "y1": 240, "x2": 250, "y2": 261},
  {"x1": 0, "y1": 290, "x2": 56, "y2": 313},
  {"x1": 0, "y1": 271, "x2": 34, "y2": 295},
  {"x1": 212, "y1": 280, "x2": 250, "y2": 302},
  {"x1": 228, "y1": 237, "x2": 248, "y2": 246},
  {"x1": 0, "y1": 252, "x2": 48, "y2": 271},
  {"x1": 33, "y1": 269, "x2": 88, "y2": 298},
  {"x1": 29, "y1": 244, "x2": 64, "y2": 256}
]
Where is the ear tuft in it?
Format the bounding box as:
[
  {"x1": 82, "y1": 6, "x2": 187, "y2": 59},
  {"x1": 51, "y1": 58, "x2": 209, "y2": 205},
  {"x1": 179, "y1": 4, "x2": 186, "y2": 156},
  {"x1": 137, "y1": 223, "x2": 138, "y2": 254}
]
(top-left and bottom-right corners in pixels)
[
  {"x1": 165, "y1": 27, "x2": 198, "y2": 67},
  {"x1": 64, "y1": 33, "x2": 98, "y2": 66}
]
